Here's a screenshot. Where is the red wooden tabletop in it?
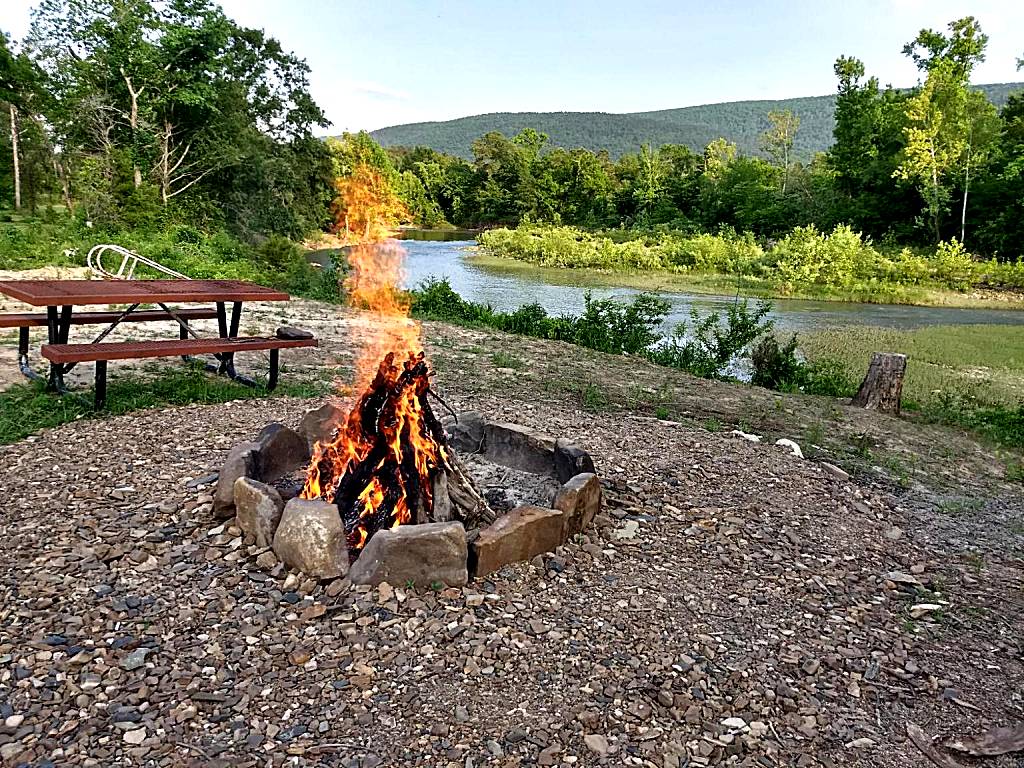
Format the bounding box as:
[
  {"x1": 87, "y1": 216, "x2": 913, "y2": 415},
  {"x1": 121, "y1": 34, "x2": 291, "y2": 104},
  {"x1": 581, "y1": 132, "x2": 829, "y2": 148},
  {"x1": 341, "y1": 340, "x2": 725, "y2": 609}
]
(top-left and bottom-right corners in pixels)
[{"x1": 0, "y1": 279, "x2": 291, "y2": 306}]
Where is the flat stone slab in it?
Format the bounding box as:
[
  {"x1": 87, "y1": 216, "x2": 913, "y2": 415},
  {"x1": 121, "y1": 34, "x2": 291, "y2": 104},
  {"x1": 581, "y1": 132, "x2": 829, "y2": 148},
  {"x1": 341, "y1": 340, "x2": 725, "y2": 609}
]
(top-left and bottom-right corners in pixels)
[
  {"x1": 474, "y1": 505, "x2": 566, "y2": 577},
  {"x1": 553, "y1": 472, "x2": 601, "y2": 538},
  {"x1": 482, "y1": 422, "x2": 556, "y2": 476},
  {"x1": 554, "y1": 438, "x2": 596, "y2": 483},
  {"x1": 298, "y1": 401, "x2": 345, "y2": 450},
  {"x1": 349, "y1": 522, "x2": 467, "y2": 587},
  {"x1": 256, "y1": 423, "x2": 310, "y2": 483}
]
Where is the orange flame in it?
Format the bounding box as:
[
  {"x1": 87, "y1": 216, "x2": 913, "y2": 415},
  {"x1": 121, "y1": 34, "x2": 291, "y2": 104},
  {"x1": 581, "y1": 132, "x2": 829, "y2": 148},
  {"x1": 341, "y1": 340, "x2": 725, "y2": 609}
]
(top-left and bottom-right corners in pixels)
[{"x1": 300, "y1": 164, "x2": 442, "y2": 553}]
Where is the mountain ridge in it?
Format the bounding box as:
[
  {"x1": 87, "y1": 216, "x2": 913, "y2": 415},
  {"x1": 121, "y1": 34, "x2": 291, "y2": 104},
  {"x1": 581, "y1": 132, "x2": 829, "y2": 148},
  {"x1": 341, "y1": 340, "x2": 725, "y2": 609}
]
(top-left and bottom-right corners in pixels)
[{"x1": 368, "y1": 82, "x2": 1024, "y2": 159}]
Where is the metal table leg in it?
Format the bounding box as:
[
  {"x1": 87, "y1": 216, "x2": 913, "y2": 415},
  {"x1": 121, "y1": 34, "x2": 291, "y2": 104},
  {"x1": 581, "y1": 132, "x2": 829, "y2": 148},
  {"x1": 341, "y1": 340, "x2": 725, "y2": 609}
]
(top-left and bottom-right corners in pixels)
[
  {"x1": 46, "y1": 304, "x2": 72, "y2": 392},
  {"x1": 17, "y1": 327, "x2": 43, "y2": 382},
  {"x1": 214, "y1": 301, "x2": 255, "y2": 387}
]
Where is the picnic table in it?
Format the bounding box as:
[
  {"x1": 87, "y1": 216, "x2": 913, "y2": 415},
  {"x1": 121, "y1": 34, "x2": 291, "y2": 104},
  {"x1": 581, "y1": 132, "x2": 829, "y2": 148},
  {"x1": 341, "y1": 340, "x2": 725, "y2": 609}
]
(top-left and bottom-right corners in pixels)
[{"x1": 0, "y1": 279, "x2": 317, "y2": 407}]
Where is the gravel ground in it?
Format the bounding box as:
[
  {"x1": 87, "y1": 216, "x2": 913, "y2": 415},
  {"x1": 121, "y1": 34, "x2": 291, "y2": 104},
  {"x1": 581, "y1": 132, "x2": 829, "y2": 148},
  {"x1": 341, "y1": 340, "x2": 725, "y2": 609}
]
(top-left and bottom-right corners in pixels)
[
  {"x1": 1, "y1": 276, "x2": 1022, "y2": 766},
  {"x1": 1, "y1": 387, "x2": 1021, "y2": 768}
]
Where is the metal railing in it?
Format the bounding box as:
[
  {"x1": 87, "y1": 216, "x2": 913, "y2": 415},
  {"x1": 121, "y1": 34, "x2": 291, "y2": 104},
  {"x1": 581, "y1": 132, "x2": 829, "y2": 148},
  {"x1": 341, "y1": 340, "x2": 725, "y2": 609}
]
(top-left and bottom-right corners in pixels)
[{"x1": 87, "y1": 244, "x2": 190, "y2": 280}]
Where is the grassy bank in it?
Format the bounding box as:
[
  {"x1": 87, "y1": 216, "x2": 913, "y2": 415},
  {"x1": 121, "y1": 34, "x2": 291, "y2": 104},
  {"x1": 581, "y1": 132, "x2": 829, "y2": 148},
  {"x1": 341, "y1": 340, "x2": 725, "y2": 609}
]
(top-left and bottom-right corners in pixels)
[
  {"x1": 413, "y1": 278, "x2": 1024, "y2": 449},
  {"x1": 798, "y1": 324, "x2": 1024, "y2": 446},
  {"x1": 468, "y1": 251, "x2": 1023, "y2": 309},
  {"x1": 478, "y1": 225, "x2": 1024, "y2": 308},
  {"x1": 0, "y1": 365, "x2": 331, "y2": 445}
]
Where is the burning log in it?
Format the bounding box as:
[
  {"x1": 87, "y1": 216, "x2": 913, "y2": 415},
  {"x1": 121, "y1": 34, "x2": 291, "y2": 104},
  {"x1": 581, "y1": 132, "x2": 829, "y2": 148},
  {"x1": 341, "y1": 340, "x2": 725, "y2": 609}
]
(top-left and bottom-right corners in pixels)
[{"x1": 302, "y1": 351, "x2": 494, "y2": 559}]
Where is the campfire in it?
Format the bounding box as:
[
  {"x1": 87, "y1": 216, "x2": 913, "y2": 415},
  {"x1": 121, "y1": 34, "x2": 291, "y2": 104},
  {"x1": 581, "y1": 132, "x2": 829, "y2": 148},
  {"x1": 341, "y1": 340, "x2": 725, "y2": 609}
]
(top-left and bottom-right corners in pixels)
[
  {"x1": 299, "y1": 167, "x2": 493, "y2": 559},
  {"x1": 214, "y1": 165, "x2": 602, "y2": 587}
]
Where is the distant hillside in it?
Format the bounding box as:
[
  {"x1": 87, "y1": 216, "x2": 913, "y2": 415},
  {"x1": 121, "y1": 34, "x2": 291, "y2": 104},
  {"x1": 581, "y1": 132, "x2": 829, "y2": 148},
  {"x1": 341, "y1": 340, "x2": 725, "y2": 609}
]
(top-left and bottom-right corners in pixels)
[{"x1": 369, "y1": 83, "x2": 1024, "y2": 159}]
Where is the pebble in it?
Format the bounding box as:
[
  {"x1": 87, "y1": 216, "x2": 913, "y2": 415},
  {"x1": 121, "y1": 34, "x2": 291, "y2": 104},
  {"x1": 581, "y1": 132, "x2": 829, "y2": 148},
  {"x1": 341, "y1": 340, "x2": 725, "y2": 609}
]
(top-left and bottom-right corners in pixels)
[{"x1": 583, "y1": 734, "x2": 610, "y2": 756}]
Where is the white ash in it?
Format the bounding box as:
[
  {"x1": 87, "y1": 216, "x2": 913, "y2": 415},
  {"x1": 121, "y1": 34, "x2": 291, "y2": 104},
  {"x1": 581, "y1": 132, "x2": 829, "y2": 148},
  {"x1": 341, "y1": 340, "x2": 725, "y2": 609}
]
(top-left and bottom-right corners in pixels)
[{"x1": 461, "y1": 453, "x2": 561, "y2": 512}]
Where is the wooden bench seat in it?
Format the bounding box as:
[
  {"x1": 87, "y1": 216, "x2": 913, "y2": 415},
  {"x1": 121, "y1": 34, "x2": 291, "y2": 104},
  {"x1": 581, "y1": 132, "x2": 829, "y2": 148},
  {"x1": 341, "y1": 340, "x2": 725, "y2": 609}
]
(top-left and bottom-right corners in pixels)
[
  {"x1": 41, "y1": 336, "x2": 316, "y2": 363},
  {"x1": 41, "y1": 336, "x2": 318, "y2": 408},
  {"x1": 0, "y1": 307, "x2": 219, "y2": 328}
]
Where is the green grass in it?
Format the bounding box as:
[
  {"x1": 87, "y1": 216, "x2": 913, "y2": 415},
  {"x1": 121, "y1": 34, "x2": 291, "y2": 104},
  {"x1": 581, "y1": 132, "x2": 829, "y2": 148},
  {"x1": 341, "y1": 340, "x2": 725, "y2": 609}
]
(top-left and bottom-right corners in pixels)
[
  {"x1": 0, "y1": 366, "x2": 330, "y2": 445},
  {"x1": 469, "y1": 251, "x2": 1004, "y2": 307},
  {"x1": 490, "y1": 351, "x2": 525, "y2": 369},
  {"x1": 799, "y1": 324, "x2": 1024, "y2": 448}
]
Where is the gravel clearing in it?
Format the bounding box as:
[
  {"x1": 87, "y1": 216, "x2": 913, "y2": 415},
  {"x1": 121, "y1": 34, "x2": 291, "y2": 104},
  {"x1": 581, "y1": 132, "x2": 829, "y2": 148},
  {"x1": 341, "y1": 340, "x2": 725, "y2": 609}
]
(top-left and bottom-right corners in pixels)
[
  {"x1": 1, "y1": 387, "x2": 1022, "y2": 768},
  {"x1": 1, "y1": 283, "x2": 1022, "y2": 766}
]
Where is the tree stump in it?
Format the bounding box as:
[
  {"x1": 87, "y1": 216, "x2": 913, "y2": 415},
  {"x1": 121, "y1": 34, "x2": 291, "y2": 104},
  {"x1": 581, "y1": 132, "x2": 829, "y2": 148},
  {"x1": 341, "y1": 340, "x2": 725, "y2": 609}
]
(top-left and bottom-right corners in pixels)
[{"x1": 851, "y1": 352, "x2": 907, "y2": 415}]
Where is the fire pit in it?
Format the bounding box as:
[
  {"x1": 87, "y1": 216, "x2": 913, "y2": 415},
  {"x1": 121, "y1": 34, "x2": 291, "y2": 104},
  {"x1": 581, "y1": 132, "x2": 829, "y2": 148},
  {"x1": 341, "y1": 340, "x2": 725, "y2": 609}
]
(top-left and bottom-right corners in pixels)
[
  {"x1": 214, "y1": 406, "x2": 600, "y2": 587},
  {"x1": 210, "y1": 180, "x2": 601, "y2": 586}
]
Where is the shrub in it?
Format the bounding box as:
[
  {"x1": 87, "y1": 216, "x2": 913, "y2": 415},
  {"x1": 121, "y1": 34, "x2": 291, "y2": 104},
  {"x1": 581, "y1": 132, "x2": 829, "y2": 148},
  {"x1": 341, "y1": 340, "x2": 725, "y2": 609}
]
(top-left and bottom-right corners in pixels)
[
  {"x1": 571, "y1": 292, "x2": 669, "y2": 354},
  {"x1": 750, "y1": 334, "x2": 802, "y2": 390},
  {"x1": 801, "y1": 358, "x2": 857, "y2": 397},
  {"x1": 648, "y1": 299, "x2": 773, "y2": 379}
]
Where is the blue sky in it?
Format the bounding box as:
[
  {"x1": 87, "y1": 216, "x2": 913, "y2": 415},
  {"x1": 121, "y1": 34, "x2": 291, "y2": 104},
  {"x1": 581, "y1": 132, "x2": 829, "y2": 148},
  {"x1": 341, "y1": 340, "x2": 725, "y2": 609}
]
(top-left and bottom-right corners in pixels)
[{"x1": 5, "y1": 0, "x2": 1023, "y2": 133}]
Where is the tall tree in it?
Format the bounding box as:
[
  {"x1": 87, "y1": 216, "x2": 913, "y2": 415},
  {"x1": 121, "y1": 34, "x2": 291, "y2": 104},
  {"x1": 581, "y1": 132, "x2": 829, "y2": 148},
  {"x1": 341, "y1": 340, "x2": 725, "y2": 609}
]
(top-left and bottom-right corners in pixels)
[
  {"x1": 760, "y1": 110, "x2": 800, "y2": 193},
  {"x1": 894, "y1": 17, "x2": 993, "y2": 242}
]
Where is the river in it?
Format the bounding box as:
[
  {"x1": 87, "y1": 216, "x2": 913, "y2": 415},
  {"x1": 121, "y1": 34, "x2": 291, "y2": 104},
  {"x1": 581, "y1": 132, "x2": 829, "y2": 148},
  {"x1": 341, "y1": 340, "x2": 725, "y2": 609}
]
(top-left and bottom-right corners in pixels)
[{"x1": 388, "y1": 238, "x2": 1024, "y2": 334}]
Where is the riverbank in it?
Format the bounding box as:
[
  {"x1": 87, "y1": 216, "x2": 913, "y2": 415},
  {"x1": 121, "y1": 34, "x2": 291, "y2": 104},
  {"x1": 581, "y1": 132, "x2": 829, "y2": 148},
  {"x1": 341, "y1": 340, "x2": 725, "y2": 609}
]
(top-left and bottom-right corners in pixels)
[
  {"x1": 476, "y1": 224, "x2": 1024, "y2": 310},
  {"x1": 469, "y1": 251, "x2": 1024, "y2": 309}
]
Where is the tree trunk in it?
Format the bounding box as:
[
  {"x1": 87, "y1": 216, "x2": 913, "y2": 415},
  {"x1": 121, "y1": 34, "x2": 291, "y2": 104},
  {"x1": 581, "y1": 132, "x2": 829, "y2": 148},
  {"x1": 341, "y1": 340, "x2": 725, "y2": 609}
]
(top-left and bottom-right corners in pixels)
[
  {"x1": 10, "y1": 104, "x2": 21, "y2": 211},
  {"x1": 122, "y1": 70, "x2": 143, "y2": 189},
  {"x1": 159, "y1": 119, "x2": 170, "y2": 204},
  {"x1": 53, "y1": 156, "x2": 73, "y2": 213},
  {"x1": 851, "y1": 352, "x2": 907, "y2": 415},
  {"x1": 961, "y1": 146, "x2": 971, "y2": 245}
]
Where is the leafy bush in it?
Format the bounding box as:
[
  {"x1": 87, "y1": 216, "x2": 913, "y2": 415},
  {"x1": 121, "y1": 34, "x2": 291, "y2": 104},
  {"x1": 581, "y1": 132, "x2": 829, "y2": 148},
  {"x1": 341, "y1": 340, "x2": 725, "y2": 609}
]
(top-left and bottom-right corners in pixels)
[
  {"x1": 412, "y1": 277, "x2": 498, "y2": 325},
  {"x1": 413, "y1": 278, "x2": 669, "y2": 356},
  {"x1": 480, "y1": 223, "x2": 1024, "y2": 297},
  {"x1": 571, "y1": 293, "x2": 669, "y2": 354},
  {"x1": 800, "y1": 358, "x2": 857, "y2": 397},
  {"x1": 750, "y1": 333, "x2": 802, "y2": 390},
  {"x1": 648, "y1": 299, "x2": 773, "y2": 378}
]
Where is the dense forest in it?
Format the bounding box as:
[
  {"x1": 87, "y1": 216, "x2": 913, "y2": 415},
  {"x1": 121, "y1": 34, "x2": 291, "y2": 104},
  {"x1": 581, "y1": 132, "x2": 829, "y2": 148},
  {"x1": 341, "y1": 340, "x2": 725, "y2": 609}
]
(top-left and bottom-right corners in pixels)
[
  {"x1": 0, "y1": 0, "x2": 333, "y2": 240},
  {"x1": 370, "y1": 83, "x2": 1023, "y2": 161},
  {"x1": 1, "y1": 4, "x2": 1023, "y2": 276}
]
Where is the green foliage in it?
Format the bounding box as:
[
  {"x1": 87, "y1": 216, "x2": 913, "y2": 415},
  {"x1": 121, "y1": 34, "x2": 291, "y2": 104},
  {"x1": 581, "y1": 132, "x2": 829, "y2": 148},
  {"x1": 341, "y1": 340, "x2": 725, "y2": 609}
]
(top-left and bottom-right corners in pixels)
[
  {"x1": 412, "y1": 277, "x2": 669, "y2": 358},
  {"x1": 481, "y1": 223, "x2": 1024, "y2": 295},
  {"x1": 800, "y1": 358, "x2": 857, "y2": 397},
  {"x1": 922, "y1": 392, "x2": 1024, "y2": 448},
  {"x1": 648, "y1": 299, "x2": 773, "y2": 378},
  {"x1": 750, "y1": 334, "x2": 802, "y2": 390}
]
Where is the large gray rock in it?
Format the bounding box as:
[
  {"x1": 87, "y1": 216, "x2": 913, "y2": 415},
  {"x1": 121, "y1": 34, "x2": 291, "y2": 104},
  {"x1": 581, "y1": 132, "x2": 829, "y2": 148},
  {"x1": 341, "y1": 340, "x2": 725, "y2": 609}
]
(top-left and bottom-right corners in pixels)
[
  {"x1": 272, "y1": 498, "x2": 349, "y2": 579},
  {"x1": 445, "y1": 411, "x2": 486, "y2": 454},
  {"x1": 298, "y1": 402, "x2": 345, "y2": 451},
  {"x1": 554, "y1": 438, "x2": 596, "y2": 483},
  {"x1": 233, "y1": 478, "x2": 285, "y2": 548},
  {"x1": 213, "y1": 441, "x2": 259, "y2": 519},
  {"x1": 474, "y1": 505, "x2": 566, "y2": 577},
  {"x1": 483, "y1": 422, "x2": 555, "y2": 476},
  {"x1": 552, "y1": 472, "x2": 601, "y2": 537},
  {"x1": 256, "y1": 423, "x2": 310, "y2": 483},
  {"x1": 349, "y1": 522, "x2": 467, "y2": 587}
]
